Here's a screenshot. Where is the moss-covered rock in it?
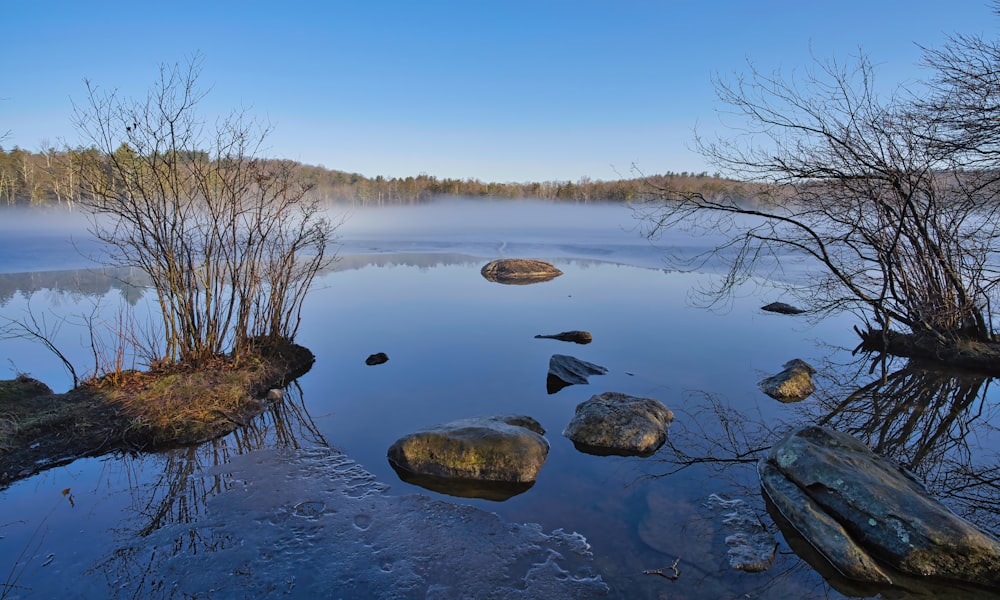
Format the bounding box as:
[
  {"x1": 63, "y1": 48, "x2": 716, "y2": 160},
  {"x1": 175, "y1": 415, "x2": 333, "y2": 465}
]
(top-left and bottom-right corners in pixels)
[{"x1": 387, "y1": 415, "x2": 549, "y2": 486}]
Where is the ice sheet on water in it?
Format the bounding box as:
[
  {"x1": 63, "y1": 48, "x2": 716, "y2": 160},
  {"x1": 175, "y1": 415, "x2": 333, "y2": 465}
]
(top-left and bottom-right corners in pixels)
[{"x1": 98, "y1": 447, "x2": 608, "y2": 599}]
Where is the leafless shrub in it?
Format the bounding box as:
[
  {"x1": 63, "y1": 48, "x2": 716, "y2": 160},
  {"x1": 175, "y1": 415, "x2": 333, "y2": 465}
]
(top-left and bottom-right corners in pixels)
[{"x1": 72, "y1": 54, "x2": 336, "y2": 366}]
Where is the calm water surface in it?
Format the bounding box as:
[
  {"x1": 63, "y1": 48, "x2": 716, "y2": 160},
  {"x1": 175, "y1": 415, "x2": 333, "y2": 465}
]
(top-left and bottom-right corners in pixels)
[{"x1": 1, "y1": 199, "x2": 997, "y2": 598}]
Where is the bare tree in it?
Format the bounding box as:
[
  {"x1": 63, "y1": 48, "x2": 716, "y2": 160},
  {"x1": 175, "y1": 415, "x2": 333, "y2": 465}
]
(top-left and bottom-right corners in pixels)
[
  {"x1": 72, "y1": 55, "x2": 335, "y2": 366},
  {"x1": 636, "y1": 49, "x2": 1000, "y2": 358}
]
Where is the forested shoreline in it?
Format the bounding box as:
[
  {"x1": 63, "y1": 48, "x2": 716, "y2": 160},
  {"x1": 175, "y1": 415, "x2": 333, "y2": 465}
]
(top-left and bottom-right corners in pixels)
[{"x1": 0, "y1": 145, "x2": 736, "y2": 207}]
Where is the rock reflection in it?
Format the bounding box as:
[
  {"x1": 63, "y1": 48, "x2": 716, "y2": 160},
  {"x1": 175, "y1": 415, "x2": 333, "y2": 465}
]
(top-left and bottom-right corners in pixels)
[{"x1": 388, "y1": 464, "x2": 535, "y2": 501}]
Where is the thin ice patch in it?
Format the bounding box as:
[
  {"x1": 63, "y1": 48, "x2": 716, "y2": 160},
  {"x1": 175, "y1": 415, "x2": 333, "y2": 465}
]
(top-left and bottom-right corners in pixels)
[
  {"x1": 91, "y1": 447, "x2": 608, "y2": 599},
  {"x1": 706, "y1": 493, "x2": 777, "y2": 573}
]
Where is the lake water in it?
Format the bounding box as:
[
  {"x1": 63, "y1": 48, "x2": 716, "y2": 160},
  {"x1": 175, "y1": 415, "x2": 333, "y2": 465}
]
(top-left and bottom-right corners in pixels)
[{"x1": 1, "y1": 199, "x2": 998, "y2": 598}]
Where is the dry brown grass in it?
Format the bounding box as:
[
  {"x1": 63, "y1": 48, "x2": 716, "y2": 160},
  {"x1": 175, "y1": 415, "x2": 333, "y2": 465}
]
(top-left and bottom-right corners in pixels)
[
  {"x1": 1, "y1": 342, "x2": 313, "y2": 483},
  {"x1": 89, "y1": 353, "x2": 273, "y2": 446}
]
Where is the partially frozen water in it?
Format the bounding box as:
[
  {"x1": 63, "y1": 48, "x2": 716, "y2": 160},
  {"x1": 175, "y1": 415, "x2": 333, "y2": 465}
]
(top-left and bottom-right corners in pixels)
[{"x1": 95, "y1": 447, "x2": 607, "y2": 599}]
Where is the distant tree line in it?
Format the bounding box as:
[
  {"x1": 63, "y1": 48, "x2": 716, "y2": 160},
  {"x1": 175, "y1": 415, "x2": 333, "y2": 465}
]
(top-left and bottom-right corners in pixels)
[{"x1": 0, "y1": 145, "x2": 739, "y2": 208}]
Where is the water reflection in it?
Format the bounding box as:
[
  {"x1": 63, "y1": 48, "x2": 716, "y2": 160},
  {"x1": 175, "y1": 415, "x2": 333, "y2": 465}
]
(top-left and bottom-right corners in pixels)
[
  {"x1": 811, "y1": 357, "x2": 1000, "y2": 534},
  {"x1": 655, "y1": 355, "x2": 1000, "y2": 597},
  {"x1": 0, "y1": 256, "x2": 487, "y2": 307},
  {"x1": 0, "y1": 267, "x2": 148, "y2": 305},
  {"x1": 130, "y1": 382, "x2": 327, "y2": 535},
  {"x1": 89, "y1": 383, "x2": 329, "y2": 595},
  {"x1": 388, "y1": 465, "x2": 535, "y2": 501},
  {"x1": 85, "y1": 386, "x2": 605, "y2": 599}
]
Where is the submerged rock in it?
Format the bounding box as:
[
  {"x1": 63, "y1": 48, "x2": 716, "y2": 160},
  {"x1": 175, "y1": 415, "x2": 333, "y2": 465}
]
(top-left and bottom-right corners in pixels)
[
  {"x1": 562, "y1": 392, "x2": 673, "y2": 456},
  {"x1": 760, "y1": 426, "x2": 1000, "y2": 591},
  {"x1": 758, "y1": 359, "x2": 816, "y2": 401},
  {"x1": 547, "y1": 354, "x2": 608, "y2": 394},
  {"x1": 387, "y1": 415, "x2": 549, "y2": 488},
  {"x1": 638, "y1": 488, "x2": 715, "y2": 563},
  {"x1": 481, "y1": 258, "x2": 563, "y2": 284},
  {"x1": 761, "y1": 301, "x2": 806, "y2": 315},
  {"x1": 534, "y1": 330, "x2": 593, "y2": 344}
]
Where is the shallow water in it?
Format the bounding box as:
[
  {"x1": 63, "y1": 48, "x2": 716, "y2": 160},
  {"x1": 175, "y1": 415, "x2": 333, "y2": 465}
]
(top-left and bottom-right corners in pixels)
[{"x1": 1, "y1": 199, "x2": 998, "y2": 598}]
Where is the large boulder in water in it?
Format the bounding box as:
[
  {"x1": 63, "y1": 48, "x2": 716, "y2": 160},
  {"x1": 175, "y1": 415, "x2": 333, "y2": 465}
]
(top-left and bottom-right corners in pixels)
[
  {"x1": 387, "y1": 415, "x2": 549, "y2": 498},
  {"x1": 562, "y1": 392, "x2": 673, "y2": 456},
  {"x1": 758, "y1": 359, "x2": 816, "y2": 401},
  {"x1": 481, "y1": 258, "x2": 563, "y2": 284},
  {"x1": 760, "y1": 426, "x2": 1000, "y2": 592}
]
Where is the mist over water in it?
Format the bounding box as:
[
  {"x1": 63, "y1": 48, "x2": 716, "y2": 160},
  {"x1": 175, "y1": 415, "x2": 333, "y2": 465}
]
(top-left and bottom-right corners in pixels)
[
  {"x1": 333, "y1": 198, "x2": 678, "y2": 269},
  {"x1": 0, "y1": 206, "x2": 102, "y2": 273}
]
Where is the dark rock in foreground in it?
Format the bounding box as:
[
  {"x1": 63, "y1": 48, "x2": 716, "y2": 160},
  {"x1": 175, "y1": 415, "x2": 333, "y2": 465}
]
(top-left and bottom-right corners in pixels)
[
  {"x1": 480, "y1": 258, "x2": 563, "y2": 284},
  {"x1": 758, "y1": 359, "x2": 816, "y2": 401},
  {"x1": 761, "y1": 301, "x2": 806, "y2": 314},
  {"x1": 387, "y1": 415, "x2": 549, "y2": 492},
  {"x1": 562, "y1": 391, "x2": 673, "y2": 456},
  {"x1": 535, "y1": 330, "x2": 593, "y2": 344},
  {"x1": 760, "y1": 426, "x2": 1000, "y2": 592},
  {"x1": 547, "y1": 354, "x2": 608, "y2": 394},
  {"x1": 365, "y1": 352, "x2": 389, "y2": 366}
]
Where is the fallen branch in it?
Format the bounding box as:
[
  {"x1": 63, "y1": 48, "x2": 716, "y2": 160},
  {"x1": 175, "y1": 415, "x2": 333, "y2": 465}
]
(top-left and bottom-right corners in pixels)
[{"x1": 642, "y1": 557, "x2": 681, "y2": 580}]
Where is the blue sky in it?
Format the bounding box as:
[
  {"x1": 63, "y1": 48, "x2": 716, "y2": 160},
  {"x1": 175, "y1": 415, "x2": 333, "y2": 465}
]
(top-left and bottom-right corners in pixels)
[{"x1": 2, "y1": 1, "x2": 994, "y2": 183}]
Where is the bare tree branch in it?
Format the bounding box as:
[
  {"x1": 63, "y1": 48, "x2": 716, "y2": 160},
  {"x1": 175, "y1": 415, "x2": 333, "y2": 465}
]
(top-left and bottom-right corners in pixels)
[{"x1": 636, "y1": 50, "x2": 1000, "y2": 354}]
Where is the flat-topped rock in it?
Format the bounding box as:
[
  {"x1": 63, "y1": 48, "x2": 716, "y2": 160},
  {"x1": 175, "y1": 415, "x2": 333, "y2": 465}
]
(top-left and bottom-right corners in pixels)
[{"x1": 480, "y1": 259, "x2": 563, "y2": 284}]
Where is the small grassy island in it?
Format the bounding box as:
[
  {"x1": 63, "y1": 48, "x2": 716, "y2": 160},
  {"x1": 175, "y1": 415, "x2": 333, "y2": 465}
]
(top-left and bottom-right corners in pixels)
[
  {"x1": 2, "y1": 58, "x2": 334, "y2": 487},
  {"x1": 0, "y1": 341, "x2": 314, "y2": 484}
]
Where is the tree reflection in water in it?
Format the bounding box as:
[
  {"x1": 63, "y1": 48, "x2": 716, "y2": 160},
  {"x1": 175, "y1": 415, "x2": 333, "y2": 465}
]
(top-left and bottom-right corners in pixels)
[
  {"x1": 811, "y1": 356, "x2": 1000, "y2": 535},
  {"x1": 91, "y1": 382, "x2": 327, "y2": 592},
  {"x1": 653, "y1": 354, "x2": 1000, "y2": 597},
  {"x1": 127, "y1": 382, "x2": 327, "y2": 537}
]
